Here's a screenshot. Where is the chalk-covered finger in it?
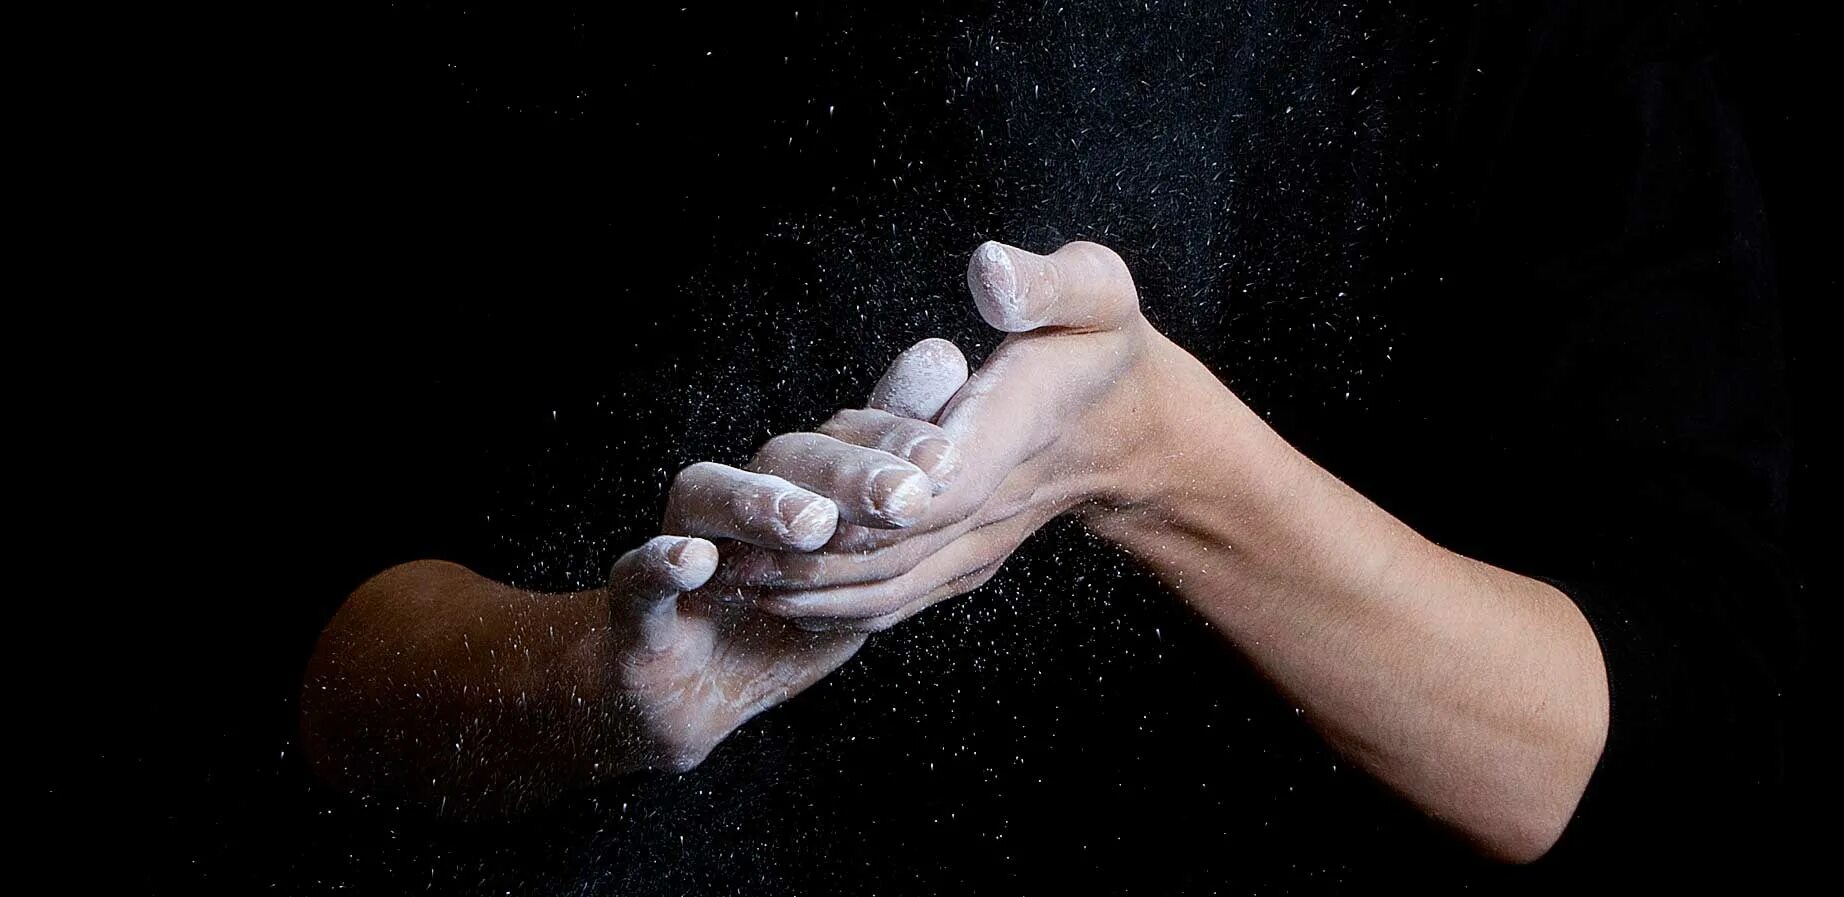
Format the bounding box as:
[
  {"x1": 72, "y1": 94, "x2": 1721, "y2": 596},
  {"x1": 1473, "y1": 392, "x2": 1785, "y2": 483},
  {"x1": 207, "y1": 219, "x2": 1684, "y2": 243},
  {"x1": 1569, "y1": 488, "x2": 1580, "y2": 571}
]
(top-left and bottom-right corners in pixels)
[
  {"x1": 966, "y1": 240, "x2": 1141, "y2": 333},
  {"x1": 608, "y1": 536, "x2": 718, "y2": 655},
  {"x1": 816, "y1": 407, "x2": 961, "y2": 493},
  {"x1": 757, "y1": 541, "x2": 1000, "y2": 628},
  {"x1": 745, "y1": 432, "x2": 933, "y2": 529},
  {"x1": 790, "y1": 559, "x2": 1007, "y2": 633},
  {"x1": 755, "y1": 514, "x2": 1027, "y2": 623},
  {"x1": 867, "y1": 337, "x2": 969, "y2": 421},
  {"x1": 717, "y1": 509, "x2": 975, "y2": 589},
  {"x1": 664, "y1": 462, "x2": 839, "y2": 551}
]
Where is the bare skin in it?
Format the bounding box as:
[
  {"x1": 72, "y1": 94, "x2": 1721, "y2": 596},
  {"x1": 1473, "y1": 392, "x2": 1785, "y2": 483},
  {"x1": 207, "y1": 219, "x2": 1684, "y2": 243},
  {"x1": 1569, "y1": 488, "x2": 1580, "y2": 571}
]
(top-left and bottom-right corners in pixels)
[
  {"x1": 299, "y1": 346, "x2": 966, "y2": 813},
  {"x1": 717, "y1": 241, "x2": 1612, "y2": 863},
  {"x1": 304, "y1": 240, "x2": 1609, "y2": 863}
]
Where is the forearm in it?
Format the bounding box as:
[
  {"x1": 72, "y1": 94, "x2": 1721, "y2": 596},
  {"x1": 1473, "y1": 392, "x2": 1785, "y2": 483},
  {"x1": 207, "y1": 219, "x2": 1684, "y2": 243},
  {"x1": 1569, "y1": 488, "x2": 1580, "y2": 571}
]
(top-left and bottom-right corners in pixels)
[
  {"x1": 300, "y1": 560, "x2": 621, "y2": 811},
  {"x1": 1085, "y1": 339, "x2": 1610, "y2": 862}
]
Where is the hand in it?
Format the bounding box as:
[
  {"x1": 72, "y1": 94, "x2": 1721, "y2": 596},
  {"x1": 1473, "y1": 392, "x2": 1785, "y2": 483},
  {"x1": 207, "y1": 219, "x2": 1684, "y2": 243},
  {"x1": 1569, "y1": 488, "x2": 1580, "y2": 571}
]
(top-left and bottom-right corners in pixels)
[
  {"x1": 301, "y1": 340, "x2": 979, "y2": 804},
  {"x1": 636, "y1": 240, "x2": 1614, "y2": 862},
  {"x1": 600, "y1": 535, "x2": 864, "y2": 773},
  {"x1": 717, "y1": 240, "x2": 1181, "y2": 631},
  {"x1": 300, "y1": 262, "x2": 1170, "y2": 803},
  {"x1": 617, "y1": 337, "x2": 975, "y2": 770}
]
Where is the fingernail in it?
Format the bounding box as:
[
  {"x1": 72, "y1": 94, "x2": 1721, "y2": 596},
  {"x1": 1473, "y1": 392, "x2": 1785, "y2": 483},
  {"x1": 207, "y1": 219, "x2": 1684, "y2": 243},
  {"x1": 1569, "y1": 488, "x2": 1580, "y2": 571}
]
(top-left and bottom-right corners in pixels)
[
  {"x1": 968, "y1": 241, "x2": 1032, "y2": 332},
  {"x1": 971, "y1": 241, "x2": 1017, "y2": 304},
  {"x1": 776, "y1": 493, "x2": 838, "y2": 549},
  {"x1": 663, "y1": 538, "x2": 718, "y2": 587},
  {"x1": 665, "y1": 538, "x2": 694, "y2": 566},
  {"x1": 869, "y1": 467, "x2": 930, "y2": 527},
  {"x1": 905, "y1": 436, "x2": 960, "y2": 492}
]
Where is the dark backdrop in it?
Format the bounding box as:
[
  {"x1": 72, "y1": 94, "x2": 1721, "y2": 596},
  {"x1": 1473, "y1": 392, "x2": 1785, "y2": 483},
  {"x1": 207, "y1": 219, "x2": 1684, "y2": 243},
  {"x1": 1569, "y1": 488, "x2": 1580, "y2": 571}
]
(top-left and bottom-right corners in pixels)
[{"x1": 34, "y1": 2, "x2": 1828, "y2": 894}]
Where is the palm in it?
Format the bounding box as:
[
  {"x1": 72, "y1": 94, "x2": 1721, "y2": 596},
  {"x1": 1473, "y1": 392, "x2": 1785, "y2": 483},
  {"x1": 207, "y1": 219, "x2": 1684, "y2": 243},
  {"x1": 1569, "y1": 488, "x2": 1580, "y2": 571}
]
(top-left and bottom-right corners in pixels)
[{"x1": 615, "y1": 594, "x2": 864, "y2": 771}]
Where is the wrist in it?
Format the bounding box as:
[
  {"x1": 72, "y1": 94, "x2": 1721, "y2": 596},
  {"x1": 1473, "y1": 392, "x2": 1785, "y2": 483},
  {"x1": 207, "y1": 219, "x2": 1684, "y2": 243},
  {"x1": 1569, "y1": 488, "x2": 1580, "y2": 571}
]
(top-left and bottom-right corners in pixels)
[
  {"x1": 1081, "y1": 327, "x2": 1260, "y2": 513},
  {"x1": 1078, "y1": 339, "x2": 1434, "y2": 611}
]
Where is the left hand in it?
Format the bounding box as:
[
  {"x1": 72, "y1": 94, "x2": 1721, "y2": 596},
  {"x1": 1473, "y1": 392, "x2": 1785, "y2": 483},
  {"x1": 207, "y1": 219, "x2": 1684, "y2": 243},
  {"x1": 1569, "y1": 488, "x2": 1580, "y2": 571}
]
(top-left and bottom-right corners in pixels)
[{"x1": 717, "y1": 240, "x2": 1181, "y2": 630}]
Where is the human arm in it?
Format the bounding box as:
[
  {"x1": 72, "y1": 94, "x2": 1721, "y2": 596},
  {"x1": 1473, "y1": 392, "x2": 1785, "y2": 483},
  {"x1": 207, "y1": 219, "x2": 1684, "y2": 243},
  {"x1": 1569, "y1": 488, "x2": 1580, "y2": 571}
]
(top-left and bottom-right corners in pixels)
[
  {"x1": 298, "y1": 537, "x2": 864, "y2": 813},
  {"x1": 298, "y1": 346, "x2": 967, "y2": 812},
  {"x1": 719, "y1": 240, "x2": 1608, "y2": 861}
]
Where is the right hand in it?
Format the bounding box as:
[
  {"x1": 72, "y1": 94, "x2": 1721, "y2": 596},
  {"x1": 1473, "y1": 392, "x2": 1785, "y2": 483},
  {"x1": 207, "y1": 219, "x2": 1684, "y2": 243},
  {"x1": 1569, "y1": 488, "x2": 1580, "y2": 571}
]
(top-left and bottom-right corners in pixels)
[{"x1": 705, "y1": 241, "x2": 1166, "y2": 633}]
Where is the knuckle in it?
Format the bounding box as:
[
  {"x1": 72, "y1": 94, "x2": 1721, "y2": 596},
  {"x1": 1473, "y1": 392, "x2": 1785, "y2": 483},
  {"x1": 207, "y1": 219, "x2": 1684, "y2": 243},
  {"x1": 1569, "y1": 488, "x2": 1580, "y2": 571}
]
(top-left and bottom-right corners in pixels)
[
  {"x1": 724, "y1": 486, "x2": 767, "y2": 522},
  {"x1": 1069, "y1": 239, "x2": 1123, "y2": 265}
]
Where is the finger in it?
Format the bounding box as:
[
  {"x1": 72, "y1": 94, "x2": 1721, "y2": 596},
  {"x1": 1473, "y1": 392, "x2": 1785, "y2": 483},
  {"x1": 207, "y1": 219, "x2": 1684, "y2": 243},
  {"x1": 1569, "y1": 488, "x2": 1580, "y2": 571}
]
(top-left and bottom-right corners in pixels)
[
  {"x1": 817, "y1": 428, "x2": 1076, "y2": 555},
  {"x1": 608, "y1": 536, "x2": 719, "y2": 655},
  {"x1": 754, "y1": 515, "x2": 1024, "y2": 622},
  {"x1": 718, "y1": 461, "x2": 1056, "y2": 587},
  {"x1": 867, "y1": 337, "x2": 969, "y2": 421},
  {"x1": 664, "y1": 462, "x2": 839, "y2": 551},
  {"x1": 789, "y1": 560, "x2": 1006, "y2": 633},
  {"x1": 966, "y1": 240, "x2": 1141, "y2": 333},
  {"x1": 717, "y1": 508, "x2": 979, "y2": 588},
  {"x1": 746, "y1": 432, "x2": 933, "y2": 529},
  {"x1": 816, "y1": 408, "x2": 961, "y2": 493}
]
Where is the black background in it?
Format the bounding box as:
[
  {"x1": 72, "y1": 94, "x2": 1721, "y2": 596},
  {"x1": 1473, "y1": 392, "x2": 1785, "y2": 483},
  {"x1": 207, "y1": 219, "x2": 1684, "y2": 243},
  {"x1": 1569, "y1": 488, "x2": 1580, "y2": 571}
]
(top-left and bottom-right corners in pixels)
[{"x1": 34, "y1": 2, "x2": 1829, "y2": 893}]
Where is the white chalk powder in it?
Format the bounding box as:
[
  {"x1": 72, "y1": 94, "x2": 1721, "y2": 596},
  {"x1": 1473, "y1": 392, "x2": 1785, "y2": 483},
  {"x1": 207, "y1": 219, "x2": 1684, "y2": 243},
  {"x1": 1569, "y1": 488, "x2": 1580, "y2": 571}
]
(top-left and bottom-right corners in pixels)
[{"x1": 867, "y1": 337, "x2": 969, "y2": 421}]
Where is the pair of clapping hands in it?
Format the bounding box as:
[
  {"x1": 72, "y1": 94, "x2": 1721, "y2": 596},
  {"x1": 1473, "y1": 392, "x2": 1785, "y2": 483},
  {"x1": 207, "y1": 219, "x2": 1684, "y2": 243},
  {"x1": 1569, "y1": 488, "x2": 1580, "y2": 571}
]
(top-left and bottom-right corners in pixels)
[{"x1": 605, "y1": 239, "x2": 1171, "y2": 773}]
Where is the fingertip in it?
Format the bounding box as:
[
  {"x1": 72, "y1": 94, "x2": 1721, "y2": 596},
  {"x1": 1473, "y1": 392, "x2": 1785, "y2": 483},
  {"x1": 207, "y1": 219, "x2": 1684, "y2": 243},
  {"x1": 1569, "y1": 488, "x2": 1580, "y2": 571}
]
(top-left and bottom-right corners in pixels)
[
  {"x1": 968, "y1": 239, "x2": 1141, "y2": 332},
  {"x1": 663, "y1": 537, "x2": 720, "y2": 589},
  {"x1": 776, "y1": 492, "x2": 840, "y2": 551},
  {"x1": 968, "y1": 240, "x2": 1034, "y2": 332},
  {"x1": 868, "y1": 337, "x2": 971, "y2": 421},
  {"x1": 907, "y1": 337, "x2": 968, "y2": 374},
  {"x1": 904, "y1": 435, "x2": 961, "y2": 493},
  {"x1": 612, "y1": 537, "x2": 697, "y2": 604},
  {"x1": 867, "y1": 466, "x2": 931, "y2": 527}
]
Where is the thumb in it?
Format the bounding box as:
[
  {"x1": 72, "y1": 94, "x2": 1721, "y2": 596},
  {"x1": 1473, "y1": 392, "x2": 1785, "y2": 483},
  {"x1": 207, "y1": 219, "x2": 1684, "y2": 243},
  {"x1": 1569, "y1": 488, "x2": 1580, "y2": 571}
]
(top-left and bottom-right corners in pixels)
[
  {"x1": 965, "y1": 240, "x2": 1142, "y2": 333},
  {"x1": 608, "y1": 536, "x2": 719, "y2": 657}
]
